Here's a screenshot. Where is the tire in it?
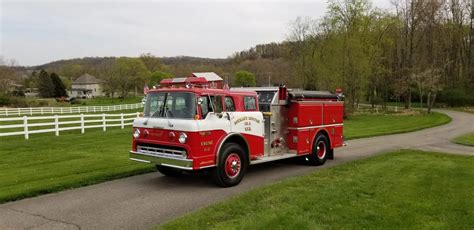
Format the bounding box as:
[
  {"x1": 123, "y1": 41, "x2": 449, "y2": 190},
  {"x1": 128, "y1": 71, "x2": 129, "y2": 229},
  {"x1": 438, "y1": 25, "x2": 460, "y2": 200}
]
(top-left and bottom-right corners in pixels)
[
  {"x1": 213, "y1": 143, "x2": 248, "y2": 187},
  {"x1": 307, "y1": 133, "x2": 329, "y2": 166},
  {"x1": 156, "y1": 165, "x2": 183, "y2": 177}
]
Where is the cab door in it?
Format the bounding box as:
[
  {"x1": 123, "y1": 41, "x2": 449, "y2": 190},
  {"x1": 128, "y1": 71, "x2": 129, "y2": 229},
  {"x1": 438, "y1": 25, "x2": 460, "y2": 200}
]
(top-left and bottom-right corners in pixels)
[{"x1": 227, "y1": 95, "x2": 264, "y2": 157}]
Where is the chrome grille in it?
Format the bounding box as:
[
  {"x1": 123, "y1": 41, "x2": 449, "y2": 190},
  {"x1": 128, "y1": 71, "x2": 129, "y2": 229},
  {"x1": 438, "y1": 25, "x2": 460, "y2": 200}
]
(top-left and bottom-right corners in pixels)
[{"x1": 136, "y1": 145, "x2": 187, "y2": 159}]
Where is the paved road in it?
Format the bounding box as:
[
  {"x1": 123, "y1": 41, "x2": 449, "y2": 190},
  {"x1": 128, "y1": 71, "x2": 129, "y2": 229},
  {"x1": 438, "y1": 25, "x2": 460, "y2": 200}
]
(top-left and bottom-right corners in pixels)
[{"x1": 1, "y1": 110, "x2": 472, "y2": 230}]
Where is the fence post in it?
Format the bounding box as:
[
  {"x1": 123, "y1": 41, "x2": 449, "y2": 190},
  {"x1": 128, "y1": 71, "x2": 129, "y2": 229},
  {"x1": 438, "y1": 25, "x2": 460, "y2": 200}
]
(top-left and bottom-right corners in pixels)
[
  {"x1": 81, "y1": 114, "x2": 85, "y2": 134},
  {"x1": 30, "y1": 108, "x2": 33, "y2": 115},
  {"x1": 121, "y1": 113, "x2": 124, "y2": 129},
  {"x1": 61, "y1": 107, "x2": 63, "y2": 114},
  {"x1": 5, "y1": 109, "x2": 8, "y2": 116},
  {"x1": 102, "y1": 114, "x2": 106, "y2": 131},
  {"x1": 18, "y1": 108, "x2": 21, "y2": 116},
  {"x1": 55, "y1": 115, "x2": 59, "y2": 136},
  {"x1": 23, "y1": 116, "x2": 29, "y2": 140},
  {"x1": 41, "y1": 107, "x2": 44, "y2": 115}
]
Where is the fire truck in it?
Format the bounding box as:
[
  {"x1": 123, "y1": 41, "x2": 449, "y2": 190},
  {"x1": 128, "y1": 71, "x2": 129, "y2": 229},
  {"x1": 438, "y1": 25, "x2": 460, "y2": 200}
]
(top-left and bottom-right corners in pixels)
[{"x1": 129, "y1": 74, "x2": 344, "y2": 187}]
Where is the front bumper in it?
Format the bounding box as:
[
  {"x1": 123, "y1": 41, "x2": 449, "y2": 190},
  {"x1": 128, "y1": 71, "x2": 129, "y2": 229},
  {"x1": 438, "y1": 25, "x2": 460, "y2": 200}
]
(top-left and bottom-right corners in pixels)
[{"x1": 129, "y1": 151, "x2": 194, "y2": 170}]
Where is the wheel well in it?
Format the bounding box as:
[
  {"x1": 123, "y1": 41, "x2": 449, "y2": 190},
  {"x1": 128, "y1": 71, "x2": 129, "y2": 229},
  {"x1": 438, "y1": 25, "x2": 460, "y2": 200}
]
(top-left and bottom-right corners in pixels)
[
  {"x1": 315, "y1": 129, "x2": 331, "y2": 149},
  {"x1": 217, "y1": 134, "x2": 250, "y2": 165}
]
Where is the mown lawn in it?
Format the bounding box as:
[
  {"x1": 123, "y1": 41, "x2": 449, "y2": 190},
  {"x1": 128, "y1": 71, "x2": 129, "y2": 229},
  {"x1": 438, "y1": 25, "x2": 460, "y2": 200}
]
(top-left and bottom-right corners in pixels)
[
  {"x1": 344, "y1": 112, "x2": 451, "y2": 140},
  {"x1": 453, "y1": 132, "x2": 474, "y2": 146},
  {"x1": 0, "y1": 128, "x2": 154, "y2": 203},
  {"x1": 159, "y1": 150, "x2": 474, "y2": 229},
  {"x1": 0, "y1": 111, "x2": 452, "y2": 203}
]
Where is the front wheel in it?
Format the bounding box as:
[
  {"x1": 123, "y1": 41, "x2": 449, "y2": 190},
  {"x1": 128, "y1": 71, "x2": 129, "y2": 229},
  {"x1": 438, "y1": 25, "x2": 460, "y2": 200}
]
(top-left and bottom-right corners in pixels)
[
  {"x1": 213, "y1": 143, "x2": 248, "y2": 187},
  {"x1": 307, "y1": 134, "x2": 329, "y2": 166}
]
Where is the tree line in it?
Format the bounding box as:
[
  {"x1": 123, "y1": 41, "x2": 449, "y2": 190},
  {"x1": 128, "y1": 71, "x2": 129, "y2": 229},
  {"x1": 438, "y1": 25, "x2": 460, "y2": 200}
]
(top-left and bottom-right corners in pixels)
[{"x1": 285, "y1": 0, "x2": 474, "y2": 113}]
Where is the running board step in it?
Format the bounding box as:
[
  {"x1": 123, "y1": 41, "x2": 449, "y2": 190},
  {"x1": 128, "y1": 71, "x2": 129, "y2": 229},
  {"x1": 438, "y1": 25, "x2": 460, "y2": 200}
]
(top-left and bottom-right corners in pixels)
[{"x1": 250, "y1": 153, "x2": 299, "y2": 165}]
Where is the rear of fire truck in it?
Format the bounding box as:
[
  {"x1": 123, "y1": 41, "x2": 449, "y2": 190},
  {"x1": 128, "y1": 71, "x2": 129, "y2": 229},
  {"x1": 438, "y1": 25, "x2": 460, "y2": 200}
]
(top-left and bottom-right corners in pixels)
[{"x1": 129, "y1": 76, "x2": 344, "y2": 187}]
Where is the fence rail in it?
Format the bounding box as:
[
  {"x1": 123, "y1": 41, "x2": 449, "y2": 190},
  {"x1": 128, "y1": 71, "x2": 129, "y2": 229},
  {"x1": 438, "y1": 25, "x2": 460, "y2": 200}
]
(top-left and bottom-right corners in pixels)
[
  {"x1": 0, "y1": 112, "x2": 140, "y2": 139},
  {"x1": 0, "y1": 103, "x2": 143, "y2": 116}
]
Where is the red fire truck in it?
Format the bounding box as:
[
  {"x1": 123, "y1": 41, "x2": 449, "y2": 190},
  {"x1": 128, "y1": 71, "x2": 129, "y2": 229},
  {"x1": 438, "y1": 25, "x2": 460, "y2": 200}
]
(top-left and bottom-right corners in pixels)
[{"x1": 129, "y1": 76, "x2": 344, "y2": 187}]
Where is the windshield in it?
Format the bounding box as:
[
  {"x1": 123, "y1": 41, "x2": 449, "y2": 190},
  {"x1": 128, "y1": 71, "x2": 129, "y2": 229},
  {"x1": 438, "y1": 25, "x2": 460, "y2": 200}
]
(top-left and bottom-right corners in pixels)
[{"x1": 144, "y1": 92, "x2": 197, "y2": 119}]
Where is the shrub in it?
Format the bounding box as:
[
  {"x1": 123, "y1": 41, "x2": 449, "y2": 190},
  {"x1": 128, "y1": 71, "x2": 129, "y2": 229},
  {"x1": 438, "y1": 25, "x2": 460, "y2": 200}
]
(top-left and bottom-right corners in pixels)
[
  {"x1": 0, "y1": 95, "x2": 10, "y2": 106},
  {"x1": 439, "y1": 88, "x2": 474, "y2": 107}
]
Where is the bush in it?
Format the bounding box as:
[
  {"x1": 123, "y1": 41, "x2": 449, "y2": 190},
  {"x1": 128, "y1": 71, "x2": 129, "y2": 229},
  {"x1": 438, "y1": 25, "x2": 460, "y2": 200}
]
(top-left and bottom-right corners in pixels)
[
  {"x1": 439, "y1": 88, "x2": 474, "y2": 107},
  {"x1": 0, "y1": 95, "x2": 10, "y2": 106}
]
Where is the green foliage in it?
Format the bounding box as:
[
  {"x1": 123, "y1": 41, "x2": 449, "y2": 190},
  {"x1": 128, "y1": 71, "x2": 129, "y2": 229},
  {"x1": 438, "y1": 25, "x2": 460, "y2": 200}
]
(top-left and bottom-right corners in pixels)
[
  {"x1": 50, "y1": 73, "x2": 68, "y2": 97},
  {"x1": 0, "y1": 94, "x2": 10, "y2": 106},
  {"x1": 37, "y1": 69, "x2": 55, "y2": 98},
  {"x1": 112, "y1": 57, "x2": 151, "y2": 97},
  {"x1": 439, "y1": 88, "x2": 474, "y2": 107},
  {"x1": 150, "y1": 71, "x2": 173, "y2": 86},
  {"x1": 233, "y1": 71, "x2": 256, "y2": 87},
  {"x1": 160, "y1": 150, "x2": 474, "y2": 229}
]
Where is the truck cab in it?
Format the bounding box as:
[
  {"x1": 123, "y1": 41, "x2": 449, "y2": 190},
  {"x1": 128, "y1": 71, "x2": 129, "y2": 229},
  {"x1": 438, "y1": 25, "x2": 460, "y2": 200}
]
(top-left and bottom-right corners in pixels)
[{"x1": 130, "y1": 75, "x2": 344, "y2": 187}]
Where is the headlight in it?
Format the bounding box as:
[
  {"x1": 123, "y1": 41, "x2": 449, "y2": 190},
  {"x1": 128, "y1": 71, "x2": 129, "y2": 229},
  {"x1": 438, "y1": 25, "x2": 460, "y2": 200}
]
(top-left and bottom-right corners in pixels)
[
  {"x1": 133, "y1": 128, "x2": 141, "y2": 139},
  {"x1": 178, "y1": 132, "x2": 187, "y2": 144}
]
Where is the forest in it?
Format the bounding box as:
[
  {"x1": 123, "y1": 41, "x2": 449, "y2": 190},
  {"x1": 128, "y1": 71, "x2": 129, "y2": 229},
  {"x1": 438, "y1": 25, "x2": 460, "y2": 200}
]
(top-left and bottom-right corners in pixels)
[{"x1": 1, "y1": 0, "x2": 473, "y2": 112}]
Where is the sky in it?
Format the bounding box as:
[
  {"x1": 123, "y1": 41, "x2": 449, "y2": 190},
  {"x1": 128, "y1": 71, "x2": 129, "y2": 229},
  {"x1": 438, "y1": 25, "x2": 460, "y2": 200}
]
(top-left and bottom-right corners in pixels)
[{"x1": 1, "y1": 0, "x2": 392, "y2": 66}]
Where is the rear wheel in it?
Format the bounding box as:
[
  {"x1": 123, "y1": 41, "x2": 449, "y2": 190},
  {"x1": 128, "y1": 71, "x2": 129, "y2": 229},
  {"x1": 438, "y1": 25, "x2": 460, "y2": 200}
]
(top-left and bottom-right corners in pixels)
[
  {"x1": 213, "y1": 143, "x2": 248, "y2": 187},
  {"x1": 156, "y1": 165, "x2": 183, "y2": 177},
  {"x1": 307, "y1": 133, "x2": 329, "y2": 166}
]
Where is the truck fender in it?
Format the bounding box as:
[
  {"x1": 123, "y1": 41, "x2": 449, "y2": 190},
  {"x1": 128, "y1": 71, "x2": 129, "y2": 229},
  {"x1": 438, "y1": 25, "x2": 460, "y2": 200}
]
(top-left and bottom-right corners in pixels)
[
  {"x1": 214, "y1": 133, "x2": 250, "y2": 166},
  {"x1": 310, "y1": 128, "x2": 334, "y2": 160}
]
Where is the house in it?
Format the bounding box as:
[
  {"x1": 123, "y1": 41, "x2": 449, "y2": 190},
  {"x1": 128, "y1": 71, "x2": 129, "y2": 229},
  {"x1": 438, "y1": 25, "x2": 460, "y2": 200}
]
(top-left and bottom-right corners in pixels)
[{"x1": 70, "y1": 73, "x2": 103, "y2": 98}]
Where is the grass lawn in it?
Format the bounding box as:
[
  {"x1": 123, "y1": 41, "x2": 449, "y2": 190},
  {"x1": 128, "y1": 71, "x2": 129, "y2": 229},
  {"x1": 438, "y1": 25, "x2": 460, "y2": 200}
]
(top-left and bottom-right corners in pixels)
[
  {"x1": 344, "y1": 112, "x2": 451, "y2": 140},
  {"x1": 0, "y1": 111, "x2": 452, "y2": 203},
  {"x1": 0, "y1": 128, "x2": 154, "y2": 203},
  {"x1": 453, "y1": 132, "x2": 474, "y2": 146},
  {"x1": 159, "y1": 150, "x2": 474, "y2": 229},
  {"x1": 72, "y1": 96, "x2": 143, "y2": 106},
  {"x1": 6, "y1": 96, "x2": 143, "y2": 108}
]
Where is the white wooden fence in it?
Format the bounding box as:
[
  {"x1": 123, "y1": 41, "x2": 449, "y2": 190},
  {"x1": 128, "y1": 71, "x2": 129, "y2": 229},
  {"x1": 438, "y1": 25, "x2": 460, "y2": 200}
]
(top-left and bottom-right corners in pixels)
[
  {"x1": 0, "y1": 103, "x2": 143, "y2": 117},
  {"x1": 0, "y1": 112, "x2": 140, "y2": 139}
]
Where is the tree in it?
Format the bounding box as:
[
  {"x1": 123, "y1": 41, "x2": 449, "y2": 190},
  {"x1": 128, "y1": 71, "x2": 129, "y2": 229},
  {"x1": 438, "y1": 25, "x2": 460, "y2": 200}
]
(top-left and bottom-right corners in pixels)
[
  {"x1": 50, "y1": 73, "x2": 67, "y2": 97},
  {"x1": 233, "y1": 71, "x2": 257, "y2": 87},
  {"x1": 150, "y1": 71, "x2": 173, "y2": 86},
  {"x1": 37, "y1": 69, "x2": 55, "y2": 98},
  {"x1": 139, "y1": 53, "x2": 163, "y2": 72},
  {"x1": 0, "y1": 57, "x2": 19, "y2": 95},
  {"x1": 113, "y1": 58, "x2": 151, "y2": 98}
]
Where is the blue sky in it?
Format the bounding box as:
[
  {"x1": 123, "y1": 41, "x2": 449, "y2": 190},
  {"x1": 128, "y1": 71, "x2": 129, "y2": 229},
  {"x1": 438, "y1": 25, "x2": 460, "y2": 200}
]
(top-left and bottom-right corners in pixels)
[{"x1": 1, "y1": 0, "x2": 392, "y2": 66}]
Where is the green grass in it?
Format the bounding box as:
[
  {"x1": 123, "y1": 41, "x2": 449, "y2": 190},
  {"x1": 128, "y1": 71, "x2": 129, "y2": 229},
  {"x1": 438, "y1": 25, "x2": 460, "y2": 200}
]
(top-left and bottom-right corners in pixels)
[
  {"x1": 344, "y1": 112, "x2": 451, "y2": 140},
  {"x1": 6, "y1": 96, "x2": 142, "y2": 108},
  {"x1": 159, "y1": 150, "x2": 474, "y2": 229},
  {"x1": 0, "y1": 128, "x2": 154, "y2": 203},
  {"x1": 72, "y1": 96, "x2": 142, "y2": 106},
  {"x1": 453, "y1": 132, "x2": 474, "y2": 146}
]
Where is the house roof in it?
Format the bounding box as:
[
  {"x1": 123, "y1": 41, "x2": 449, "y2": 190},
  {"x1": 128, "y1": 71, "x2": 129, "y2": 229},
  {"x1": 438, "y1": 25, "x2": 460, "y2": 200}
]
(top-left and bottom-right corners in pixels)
[
  {"x1": 191, "y1": 72, "x2": 223, "y2": 82},
  {"x1": 73, "y1": 73, "x2": 100, "y2": 84}
]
